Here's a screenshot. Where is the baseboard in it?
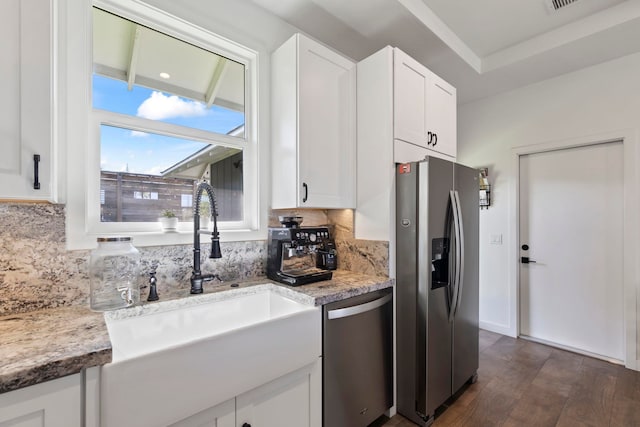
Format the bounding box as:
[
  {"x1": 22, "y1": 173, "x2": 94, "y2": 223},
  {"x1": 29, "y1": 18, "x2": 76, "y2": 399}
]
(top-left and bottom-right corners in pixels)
[
  {"x1": 479, "y1": 321, "x2": 514, "y2": 337},
  {"x1": 519, "y1": 334, "x2": 625, "y2": 365}
]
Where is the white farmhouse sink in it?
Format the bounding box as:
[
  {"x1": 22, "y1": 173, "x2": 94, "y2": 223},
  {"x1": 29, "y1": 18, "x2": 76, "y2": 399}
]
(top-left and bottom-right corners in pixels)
[{"x1": 101, "y1": 286, "x2": 321, "y2": 427}]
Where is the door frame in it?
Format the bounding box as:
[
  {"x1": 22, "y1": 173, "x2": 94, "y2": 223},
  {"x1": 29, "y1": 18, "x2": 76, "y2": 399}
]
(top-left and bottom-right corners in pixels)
[{"x1": 508, "y1": 129, "x2": 639, "y2": 370}]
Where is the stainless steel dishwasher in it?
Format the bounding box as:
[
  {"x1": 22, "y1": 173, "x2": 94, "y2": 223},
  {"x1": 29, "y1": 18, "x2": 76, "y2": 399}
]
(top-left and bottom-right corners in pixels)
[{"x1": 323, "y1": 288, "x2": 393, "y2": 427}]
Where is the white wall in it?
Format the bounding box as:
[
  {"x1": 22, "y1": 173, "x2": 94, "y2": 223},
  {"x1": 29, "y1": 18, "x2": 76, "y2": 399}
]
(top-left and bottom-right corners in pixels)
[{"x1": 457, "y1": 51, "x2": 640, "y2": 361}]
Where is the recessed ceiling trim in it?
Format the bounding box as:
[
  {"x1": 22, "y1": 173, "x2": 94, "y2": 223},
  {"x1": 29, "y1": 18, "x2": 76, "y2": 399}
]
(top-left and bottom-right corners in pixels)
[
  {"x1": 396, "y1": 0, "x2": 481, "y2": 73},
  {"x1": 483, "y1": 0, "x2": 640, "y2": 73}
]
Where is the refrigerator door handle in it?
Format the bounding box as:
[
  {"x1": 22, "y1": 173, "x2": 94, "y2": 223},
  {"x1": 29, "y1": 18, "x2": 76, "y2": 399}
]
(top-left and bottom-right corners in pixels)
[
  {"x1": 453, "y1": 190, "x2": 465, "y2": 318},
  {"x1": 448, "y1": 190, "x2": 461, "y2": 323}
]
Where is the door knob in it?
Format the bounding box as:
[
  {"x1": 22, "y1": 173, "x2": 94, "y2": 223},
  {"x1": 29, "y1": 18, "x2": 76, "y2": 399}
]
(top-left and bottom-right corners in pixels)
[{"x1": 521, "y1": 257, "x2": 536, "y2": 264}]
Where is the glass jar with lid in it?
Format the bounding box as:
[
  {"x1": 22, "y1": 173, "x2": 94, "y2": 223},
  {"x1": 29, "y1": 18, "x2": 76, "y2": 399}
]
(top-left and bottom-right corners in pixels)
[{"x1": 89, "y1": 237, "x2": 141, "y2": 311}]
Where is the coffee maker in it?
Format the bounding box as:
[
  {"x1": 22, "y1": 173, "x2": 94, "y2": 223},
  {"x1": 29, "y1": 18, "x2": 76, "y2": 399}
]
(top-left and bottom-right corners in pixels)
[{"x1": 267, "y1": 216, "x2": 337, "y2": 286}]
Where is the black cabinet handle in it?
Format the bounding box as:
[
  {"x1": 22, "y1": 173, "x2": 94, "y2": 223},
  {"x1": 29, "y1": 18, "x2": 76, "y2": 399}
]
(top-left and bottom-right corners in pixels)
[
  {"x1": 427, "y1": 132, "x2": 438, "y2": 146},
  {"x1": 302, "y1": 182, "x2": 308, "y2": 203},
  {"x1": 33, "y1": 154, "x2": 41, "y2": 190}
]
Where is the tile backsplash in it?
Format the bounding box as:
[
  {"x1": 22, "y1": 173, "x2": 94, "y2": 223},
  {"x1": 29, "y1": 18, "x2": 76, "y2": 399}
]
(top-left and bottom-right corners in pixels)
[{"x1": 0, "y1": 203, "x2": 388, "y2": 316}]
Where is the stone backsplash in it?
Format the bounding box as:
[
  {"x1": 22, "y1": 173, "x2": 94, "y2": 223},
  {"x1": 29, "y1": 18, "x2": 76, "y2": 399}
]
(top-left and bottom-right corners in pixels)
[{"x1": 0, "y1": 203, "x2": 388, "y2": 316}]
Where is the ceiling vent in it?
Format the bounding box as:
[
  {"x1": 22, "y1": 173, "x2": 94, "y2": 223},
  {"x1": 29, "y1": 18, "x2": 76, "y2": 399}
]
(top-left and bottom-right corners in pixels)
[{"x1": 545, "y1": 0, "x2": 580, "y2": 12}]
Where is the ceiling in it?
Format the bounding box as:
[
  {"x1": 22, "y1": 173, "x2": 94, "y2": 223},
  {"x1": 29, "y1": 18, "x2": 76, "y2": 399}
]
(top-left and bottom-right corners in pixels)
[{"x1": 251, "y1": 0, "x2": 640, "y2": 104}]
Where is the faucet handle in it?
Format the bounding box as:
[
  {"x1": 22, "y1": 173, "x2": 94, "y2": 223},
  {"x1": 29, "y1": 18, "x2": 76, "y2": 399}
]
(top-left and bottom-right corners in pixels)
[{"x1": 147, "y1": 266, "x2": 159, "y2": 301}]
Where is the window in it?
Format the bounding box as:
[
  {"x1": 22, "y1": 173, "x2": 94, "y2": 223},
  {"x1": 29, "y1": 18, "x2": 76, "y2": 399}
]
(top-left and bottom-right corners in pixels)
[
  {"x1": 93, "y1": 8, "x2": 246, "y2": 224},
  {"x1": 133, "y1": 192, "x2": 159, "y2": 200},
  {"x1": 83, "y1": 4, "x2": 257, "y2": 244},
  {"x1": 181, "y1": 194, "x2": 193, "y2": 208}
]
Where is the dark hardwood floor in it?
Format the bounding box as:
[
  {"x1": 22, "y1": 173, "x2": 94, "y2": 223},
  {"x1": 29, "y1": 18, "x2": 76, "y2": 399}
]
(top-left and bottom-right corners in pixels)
[{"x1": 381, "y1": 330, "x2": 640, "y2": 427}]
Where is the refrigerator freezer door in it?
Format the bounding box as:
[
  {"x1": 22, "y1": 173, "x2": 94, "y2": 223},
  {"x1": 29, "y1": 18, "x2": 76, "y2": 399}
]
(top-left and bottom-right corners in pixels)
[
  {"x1": 396, "y1": 161, "x2": 421, "y2": 423},
  {"x1": 452, "y1": 163, "x2": 479, "y2": 393}
]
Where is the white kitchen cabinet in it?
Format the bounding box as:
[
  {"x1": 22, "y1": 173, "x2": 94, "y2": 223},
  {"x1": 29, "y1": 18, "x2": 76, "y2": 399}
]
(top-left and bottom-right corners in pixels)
[
  {"x1": 236, "y1": 360, "x2": 321, "y2": 427},
  {"x1": 355, "y1": 47, "x2": 457, "y2": 242},
  {"x1": 0, "y1": 374, "x2": 81, "y2": 427},
  {"x1": 0, "y1": 0, "x2": 56, "y2": 201},
  {"x1": 394, "y1": 48, "x2": 456, "y2": 159},
  {"x1": 103, "y1": 361, "x2": 320, "y2": 427},
  {"x1": 271, "y1": 33, "x2": 356, "y2": 209},
  {"x1": 169, "y1": 398, "x2": 235, "y2": 427},
  {"x1": 84, "y1": 367, "x2": 101, "y2": 427}
]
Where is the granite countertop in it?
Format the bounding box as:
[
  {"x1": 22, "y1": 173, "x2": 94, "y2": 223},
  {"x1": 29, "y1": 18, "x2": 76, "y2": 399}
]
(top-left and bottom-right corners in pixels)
[
  {"x1": 0, "y1": 270, "x2": 393, "y2": 394},
  {"x1": 0, "y1": 306, "x2": 112, "y2": 393}
]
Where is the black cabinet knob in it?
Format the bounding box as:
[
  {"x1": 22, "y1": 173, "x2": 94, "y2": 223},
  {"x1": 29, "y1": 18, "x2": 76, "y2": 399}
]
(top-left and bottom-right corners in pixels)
[{"x1": 242, "y1": 423, "x2": 251, "y2": 427}]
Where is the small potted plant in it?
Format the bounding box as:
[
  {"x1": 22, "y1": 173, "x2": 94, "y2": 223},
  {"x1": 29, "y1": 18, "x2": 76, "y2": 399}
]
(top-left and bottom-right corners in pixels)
[{"x1": 159, "y1": 209, "x2": 178, "y2": 232}]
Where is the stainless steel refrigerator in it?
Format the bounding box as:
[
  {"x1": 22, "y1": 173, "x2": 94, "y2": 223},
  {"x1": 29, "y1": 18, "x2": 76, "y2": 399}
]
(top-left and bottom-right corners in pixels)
[{"x1": 396, "y1": 157, "x2": 479, "y2": 426}]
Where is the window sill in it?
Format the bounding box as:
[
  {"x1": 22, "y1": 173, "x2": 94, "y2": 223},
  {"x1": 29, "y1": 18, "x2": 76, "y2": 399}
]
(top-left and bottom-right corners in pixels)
[{"x1": 66, "y1": 227, "x2": 267, "y2": 250}]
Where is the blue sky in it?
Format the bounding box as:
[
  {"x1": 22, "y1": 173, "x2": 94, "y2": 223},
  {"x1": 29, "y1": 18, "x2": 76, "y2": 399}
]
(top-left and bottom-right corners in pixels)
[{"x1": 93, "y1": 75, "x2": 244, "y2": 175}]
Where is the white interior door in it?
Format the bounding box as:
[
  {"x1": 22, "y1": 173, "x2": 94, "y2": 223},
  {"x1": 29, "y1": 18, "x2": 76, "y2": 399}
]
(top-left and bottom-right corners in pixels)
[{"x1": 519, "y1": 141, "x2": 624, "y2": 361}]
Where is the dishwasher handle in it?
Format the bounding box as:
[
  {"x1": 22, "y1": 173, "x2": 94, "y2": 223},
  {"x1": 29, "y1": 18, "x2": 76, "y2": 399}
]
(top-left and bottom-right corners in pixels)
[{"x1": 327, "y1": 293, "x2": 392, "y2": 320}]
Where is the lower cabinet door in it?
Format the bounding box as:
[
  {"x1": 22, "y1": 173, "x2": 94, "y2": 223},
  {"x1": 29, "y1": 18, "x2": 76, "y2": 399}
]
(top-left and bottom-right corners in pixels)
[
  {"x1": 0, "y1": 374, "x2": 81, "y2": 427},
  {"x1": 236, "y1": 361, "x2": 321, "y2": 427},
  {"x1": 169, "y1": 398, "x2": 235, "y2": 427}
]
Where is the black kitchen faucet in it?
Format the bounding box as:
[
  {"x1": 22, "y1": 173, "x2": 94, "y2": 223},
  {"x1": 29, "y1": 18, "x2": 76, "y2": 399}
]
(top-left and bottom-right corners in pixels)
[{"x1": 190, "y1": 181, "x2": 222, "y2": 294}]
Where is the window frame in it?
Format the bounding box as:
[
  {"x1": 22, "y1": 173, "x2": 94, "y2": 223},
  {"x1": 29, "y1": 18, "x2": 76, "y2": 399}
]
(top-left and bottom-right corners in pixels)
[{"x1": 64, "y1": 0, "x2": 264, "y2": 249}]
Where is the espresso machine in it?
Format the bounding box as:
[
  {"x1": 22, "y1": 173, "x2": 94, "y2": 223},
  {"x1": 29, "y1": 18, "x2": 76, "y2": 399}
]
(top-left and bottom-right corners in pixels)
[{"x1": 267, "y1": 216, "x2": 337, "y2": 286}]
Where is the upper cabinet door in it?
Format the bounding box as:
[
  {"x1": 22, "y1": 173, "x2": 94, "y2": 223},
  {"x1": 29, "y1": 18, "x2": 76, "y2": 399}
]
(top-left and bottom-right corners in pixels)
[
  {"x1": 0, "y1": 0, "x2": 54, "y2": 201},
  {"x1": 425, "y1": 73, "x2": 457, "y2": 159},
  {"x1": 271, "y1": 33, "x2": 355, "y2": 209},
  {"x1": 297, "y1": 35, "x2": 356, "y2": 208},
  {"x1": 392, "y1": 48, "x2": 456, "y2": 159},
  {"x1": 393, "y1": 49, "x2": 429, "y2": 148}
]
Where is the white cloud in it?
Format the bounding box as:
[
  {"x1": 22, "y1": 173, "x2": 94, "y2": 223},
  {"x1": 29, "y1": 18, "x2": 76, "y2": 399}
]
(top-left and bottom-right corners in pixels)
[
  {"x1": 130, "y1": 130, "x2": 149, "y2": 138},
  {"x1": 144, "y1": 165, "x2": 170, "y2": 176},
  {"x1": 137, "y1": 91, "x2": 207, "y2": 120}
]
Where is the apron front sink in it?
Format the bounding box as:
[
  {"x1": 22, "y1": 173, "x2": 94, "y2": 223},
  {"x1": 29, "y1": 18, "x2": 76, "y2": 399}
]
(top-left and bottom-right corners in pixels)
[{"x1": 101, "y1": 285, "x2": 321, "y2": 427}]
